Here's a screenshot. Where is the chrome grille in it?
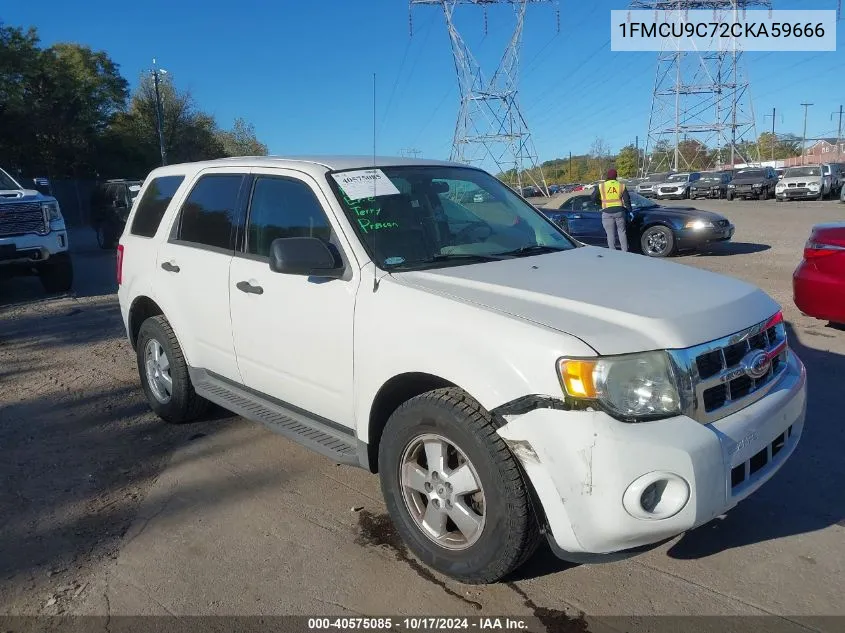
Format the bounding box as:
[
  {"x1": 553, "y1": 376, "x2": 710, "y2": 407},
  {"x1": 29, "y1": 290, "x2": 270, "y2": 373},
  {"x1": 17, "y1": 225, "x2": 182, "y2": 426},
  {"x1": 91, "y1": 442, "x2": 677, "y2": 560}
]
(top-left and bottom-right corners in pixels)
[
  {"x1": 0, "y1": 202, "x2": 47, "y2": 237},
  {"x1": 668, "y1": 315, "x2": 789, "y2": 424}
]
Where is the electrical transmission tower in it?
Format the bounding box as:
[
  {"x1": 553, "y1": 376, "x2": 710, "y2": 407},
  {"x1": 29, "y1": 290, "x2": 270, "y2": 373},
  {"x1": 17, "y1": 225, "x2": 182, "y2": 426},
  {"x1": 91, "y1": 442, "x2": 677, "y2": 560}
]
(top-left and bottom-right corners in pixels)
[
  {"x1": 410, "y1": 0, "x2": 558, "y2": 195},
  {"x1": 632, "y1": 0, "x2": 771, "y2": 175}
]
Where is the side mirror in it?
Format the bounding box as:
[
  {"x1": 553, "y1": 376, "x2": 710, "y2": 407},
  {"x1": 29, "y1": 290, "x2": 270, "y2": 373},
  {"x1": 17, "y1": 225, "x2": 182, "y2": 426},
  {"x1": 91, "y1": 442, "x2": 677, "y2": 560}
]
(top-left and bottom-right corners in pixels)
[{"x1": 269, "y1": 237, "x2": 344, "y2": 278}]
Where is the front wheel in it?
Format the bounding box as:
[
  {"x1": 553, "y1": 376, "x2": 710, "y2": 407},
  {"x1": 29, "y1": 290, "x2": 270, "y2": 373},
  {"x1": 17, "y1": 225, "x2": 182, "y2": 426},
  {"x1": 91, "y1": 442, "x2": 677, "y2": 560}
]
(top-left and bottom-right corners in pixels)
[
  {"x1": 641, "y1": 225, "x2": 676, "y2": 258},
  {"x1": 378, "y1": 388, "x2": 541, "y2": 584},
  {"x1": 726, "y1": 191, "x2": 734, "y2": 201},
  {"x1": 136, "y1": 315, "x2": 210, "y2": 424},
  {"x1": 760, "y1": 187, "x2": 769, "y2": 201},
  {"x1": 38, "y1": 253, "x2": 73, "y2": 293}
]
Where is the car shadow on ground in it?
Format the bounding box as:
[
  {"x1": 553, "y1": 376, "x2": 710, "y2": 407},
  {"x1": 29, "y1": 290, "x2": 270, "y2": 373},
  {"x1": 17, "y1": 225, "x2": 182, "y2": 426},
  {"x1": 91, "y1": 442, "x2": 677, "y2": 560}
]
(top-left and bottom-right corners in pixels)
[
  {"x1": 689, "y1": 242, "x2": 771, "y2": 257},
  {"x1": 667, "y1": 321, "x2": 845, "y2": 559},
  {"x1": 0, "y1": 230, "x2": 116, "y2": 309}
]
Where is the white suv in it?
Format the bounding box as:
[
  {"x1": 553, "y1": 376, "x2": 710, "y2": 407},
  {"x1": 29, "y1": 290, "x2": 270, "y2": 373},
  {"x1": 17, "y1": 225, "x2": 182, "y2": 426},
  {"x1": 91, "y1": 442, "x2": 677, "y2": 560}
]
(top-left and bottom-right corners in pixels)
[{"x1": 117, "y1": 156, "x2": 806, "y2": 584}]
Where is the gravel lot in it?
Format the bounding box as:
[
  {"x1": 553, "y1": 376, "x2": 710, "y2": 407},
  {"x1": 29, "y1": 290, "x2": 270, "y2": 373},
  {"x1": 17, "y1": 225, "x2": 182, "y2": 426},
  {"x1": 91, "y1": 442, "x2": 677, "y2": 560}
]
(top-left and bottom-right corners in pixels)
[{"x1": 1, "y1": 199, "x2": 844, "y2": 628}]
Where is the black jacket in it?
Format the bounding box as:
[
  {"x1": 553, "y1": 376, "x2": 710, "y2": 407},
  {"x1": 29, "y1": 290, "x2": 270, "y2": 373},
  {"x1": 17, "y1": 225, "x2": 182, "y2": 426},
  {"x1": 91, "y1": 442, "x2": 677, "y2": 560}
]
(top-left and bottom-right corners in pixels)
[{"x1": 591, "y1": 181, "x2": 632, "y2": 212}]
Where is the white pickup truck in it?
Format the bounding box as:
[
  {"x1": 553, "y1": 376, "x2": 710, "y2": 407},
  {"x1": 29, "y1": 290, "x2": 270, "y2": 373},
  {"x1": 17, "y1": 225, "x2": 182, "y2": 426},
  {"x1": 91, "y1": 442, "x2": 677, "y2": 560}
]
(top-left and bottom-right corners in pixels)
[
  {"x1": 117, "y1": 156, "x2": 806, "y2": 584},
  {"x1": 0, "y1": 167, "x2": 73, "y2": 292}
]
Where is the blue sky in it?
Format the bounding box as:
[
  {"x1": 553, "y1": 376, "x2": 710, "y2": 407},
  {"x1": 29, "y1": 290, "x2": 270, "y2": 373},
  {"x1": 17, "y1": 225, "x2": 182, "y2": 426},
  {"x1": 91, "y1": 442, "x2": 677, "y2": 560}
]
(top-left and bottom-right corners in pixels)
[{"x1": 4, "y1": 0, "x2": 844, "y2": 166}]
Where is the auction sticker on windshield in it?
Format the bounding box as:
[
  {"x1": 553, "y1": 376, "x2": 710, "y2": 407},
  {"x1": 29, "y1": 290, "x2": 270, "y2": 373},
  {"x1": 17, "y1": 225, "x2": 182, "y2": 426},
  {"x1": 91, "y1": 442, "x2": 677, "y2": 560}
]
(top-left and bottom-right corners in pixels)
[{"x1": 332, "y1": 169, "x2": 400, "y2": 200}]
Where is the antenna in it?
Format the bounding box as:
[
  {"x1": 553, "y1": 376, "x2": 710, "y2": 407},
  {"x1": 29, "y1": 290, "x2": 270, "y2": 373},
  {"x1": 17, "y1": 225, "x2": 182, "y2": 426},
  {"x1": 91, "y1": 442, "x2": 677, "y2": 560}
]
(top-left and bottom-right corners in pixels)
[{"x1": 372, "y1": 72, "x2": 380, "y2": 292}]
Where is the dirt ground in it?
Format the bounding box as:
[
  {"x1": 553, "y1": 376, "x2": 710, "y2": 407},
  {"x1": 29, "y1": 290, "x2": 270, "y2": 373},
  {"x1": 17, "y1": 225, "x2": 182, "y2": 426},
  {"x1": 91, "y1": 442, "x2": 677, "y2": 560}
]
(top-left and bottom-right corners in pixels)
[{"x1": 1, "y1": 200, "x2": 844, "y2": 627}]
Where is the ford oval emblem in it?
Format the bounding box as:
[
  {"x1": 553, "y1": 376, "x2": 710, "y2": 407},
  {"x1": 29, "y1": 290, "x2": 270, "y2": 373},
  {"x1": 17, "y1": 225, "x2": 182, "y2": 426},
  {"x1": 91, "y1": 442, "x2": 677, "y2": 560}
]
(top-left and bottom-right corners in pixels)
[{"x1": 742, "y1": 349, "x2": 771, "y2": 381}]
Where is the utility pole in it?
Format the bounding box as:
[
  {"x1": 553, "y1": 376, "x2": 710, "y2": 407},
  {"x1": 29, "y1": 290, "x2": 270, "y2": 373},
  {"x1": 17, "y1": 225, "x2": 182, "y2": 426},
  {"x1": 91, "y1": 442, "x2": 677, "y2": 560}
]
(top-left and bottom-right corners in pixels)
[
  {"x1": 801, "y1": 103, "x2": 814, "y2": 166},
  {"x1": 151, "y1": 59, "x2": 168, "y2": 166},
  {"x1": 635, "y1": 135, "x2": 640, "y2": 177},
  {"x1": 763, "y1": 107, "x2": 780, "y2": 163},
  {"x1": 569, "y1": 151, "x2": 572, "y2": 182},
  {"x1": 832, "y1": 105, "x2": 844, "y2": 163}
]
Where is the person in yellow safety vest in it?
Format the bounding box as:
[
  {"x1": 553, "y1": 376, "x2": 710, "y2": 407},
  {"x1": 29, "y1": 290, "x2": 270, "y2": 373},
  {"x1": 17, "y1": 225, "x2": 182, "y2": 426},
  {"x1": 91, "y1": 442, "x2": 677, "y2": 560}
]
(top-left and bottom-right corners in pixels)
[{"x1": 591, "y1": 168, "x2": 631, "y2": 252}]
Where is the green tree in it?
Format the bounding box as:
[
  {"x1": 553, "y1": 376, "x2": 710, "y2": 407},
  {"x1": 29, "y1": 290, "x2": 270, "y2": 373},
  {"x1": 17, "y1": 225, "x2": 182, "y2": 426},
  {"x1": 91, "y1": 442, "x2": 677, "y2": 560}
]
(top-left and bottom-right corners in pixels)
[
  {"x1": 0, "y1": 23, "x2": 128, "y2": 177},
  {"x1": 216, "y1": 117, "x2": 268, "y2": 157},
  {"x1": 615, "y1": 144, "x2": 641, "y2": 178}
]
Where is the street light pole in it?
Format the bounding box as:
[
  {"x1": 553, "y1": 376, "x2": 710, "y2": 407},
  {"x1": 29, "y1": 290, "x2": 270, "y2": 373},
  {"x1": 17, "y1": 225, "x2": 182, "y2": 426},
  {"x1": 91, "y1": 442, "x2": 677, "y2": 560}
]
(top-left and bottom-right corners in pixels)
[{"x1": 152, "y1": 58, "x2": 167, "y2": 166}]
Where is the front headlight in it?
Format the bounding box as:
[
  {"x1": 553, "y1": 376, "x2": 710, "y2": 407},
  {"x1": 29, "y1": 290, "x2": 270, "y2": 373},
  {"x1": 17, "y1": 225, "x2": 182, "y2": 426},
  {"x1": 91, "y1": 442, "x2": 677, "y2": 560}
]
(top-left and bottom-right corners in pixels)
[
  {"x1": 752, "y1": 183, "x2": 762, "y2": 188},
  {"x1": 776, "y1": 184, "x2": 786, "y2": 191},
  {"x1": 557, "y1": 352, "x2": 681, "y2": 421},
  {"x1": 808, "y1": 182, "x2": 821, "y2": 190},
  {"x1": 728, "y1": 184, "x2": 736, "y2": 188},
  {"x1": 685, "y1": 219, "x2": 714, "y2": 230},
  {"x1": 41, "y1": 201, "x2": 62, "y2": 221}
]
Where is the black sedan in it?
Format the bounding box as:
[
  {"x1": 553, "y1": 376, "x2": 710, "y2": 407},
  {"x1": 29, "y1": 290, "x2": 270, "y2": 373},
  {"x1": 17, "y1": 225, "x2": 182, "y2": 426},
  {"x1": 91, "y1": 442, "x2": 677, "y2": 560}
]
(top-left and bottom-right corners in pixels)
[{"x1": 540, "y1": 191, "x2": 735, "y2": 257}]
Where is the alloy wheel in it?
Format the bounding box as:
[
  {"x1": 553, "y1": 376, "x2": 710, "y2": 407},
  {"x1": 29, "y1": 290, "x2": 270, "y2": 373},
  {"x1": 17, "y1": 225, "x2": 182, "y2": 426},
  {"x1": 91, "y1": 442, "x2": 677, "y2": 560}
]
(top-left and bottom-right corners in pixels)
[
  {"x1": 144, "y1": 338, "x2": 173, "y2": 404},
  {"x1": 399, "y1": 433, "x2": 486, "y2": 551}
]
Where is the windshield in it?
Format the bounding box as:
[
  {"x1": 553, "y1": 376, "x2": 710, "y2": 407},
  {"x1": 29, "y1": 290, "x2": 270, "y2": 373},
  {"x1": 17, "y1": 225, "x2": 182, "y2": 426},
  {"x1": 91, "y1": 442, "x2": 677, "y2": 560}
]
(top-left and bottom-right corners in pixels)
[
  {"x1": 699, "y1": 173, "x2": 723, "y2": 182},
  {"x1": 628, "y1": 191, "x2": 658, "y2": 210},
  {"x1": 737, "y1": 169, "x2": 764, "y2": 177},
  {"x1": 328, "y1": 166, "x2": 576, "y2": 271},
  {"x1": 0, "y1": 169, "x2": 22, "y2": 191},
  {"x1": 645, "y1": 173, "x2": 665, "y2": 182},
  {"x1": 666, "y1": 174, "x2": 689, "y2": 183},
  {"x1": 784, "y1": 166, "x2": 821, "y2": 178}
]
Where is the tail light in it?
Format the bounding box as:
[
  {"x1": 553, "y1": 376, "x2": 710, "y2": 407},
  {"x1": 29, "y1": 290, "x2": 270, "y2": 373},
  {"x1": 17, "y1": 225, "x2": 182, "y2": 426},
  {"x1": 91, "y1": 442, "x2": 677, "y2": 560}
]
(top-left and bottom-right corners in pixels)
[
  {"x1": 116, "y1": 244, "x2": 124, "y2": 285},
  {"x1": 803, "y1": 239, "x2": 845, "y2": 259}
]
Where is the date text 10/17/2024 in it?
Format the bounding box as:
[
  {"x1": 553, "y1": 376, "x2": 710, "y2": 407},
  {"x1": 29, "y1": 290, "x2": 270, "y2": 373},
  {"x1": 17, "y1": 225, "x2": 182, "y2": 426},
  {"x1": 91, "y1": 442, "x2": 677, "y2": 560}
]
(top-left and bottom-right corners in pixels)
[{"x1": 307, "y1": 617, "x2": 531, "y2": 631}]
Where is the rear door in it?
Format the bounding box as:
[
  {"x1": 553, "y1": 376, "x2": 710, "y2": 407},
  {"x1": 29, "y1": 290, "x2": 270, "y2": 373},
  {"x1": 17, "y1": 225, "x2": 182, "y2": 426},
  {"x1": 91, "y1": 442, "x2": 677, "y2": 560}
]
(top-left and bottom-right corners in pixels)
[
  {"x1": 153, "y1": 168, "x2": 248, "y2": 383},
  {"x1": 563, "y1": 196, "x2": 604, "y2": 244}
]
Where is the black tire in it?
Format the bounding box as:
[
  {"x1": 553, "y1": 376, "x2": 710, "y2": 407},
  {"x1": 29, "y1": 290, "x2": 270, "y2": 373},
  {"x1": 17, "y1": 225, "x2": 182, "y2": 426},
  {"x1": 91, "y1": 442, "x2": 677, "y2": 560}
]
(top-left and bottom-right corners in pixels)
[
  {"x1": 378, "y1": 388, "x2": 541, "y2": 584},
  {"x1": 760, "y1": 187, "x2": 768, "y2": 201},
  {"x1": 640, "y1": 225, "x2": 675, "y2": 258},
  {"x1": 38, "y1": 253, "x2": 73, "y2": 293},
  {"x1": 136, "y1": 315, "x2": 209, "y2": 424},
  {"x1": 726, "y1": 191, "x2": 734, "y2": 201},
  {"x1": 95, "y1": 221, "x2": 119, "y2": 250}
]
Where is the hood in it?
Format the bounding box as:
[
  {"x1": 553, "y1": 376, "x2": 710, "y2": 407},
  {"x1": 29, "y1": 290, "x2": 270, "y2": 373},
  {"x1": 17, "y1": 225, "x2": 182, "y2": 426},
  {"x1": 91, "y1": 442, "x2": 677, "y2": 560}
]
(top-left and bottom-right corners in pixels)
[
  {"x1": 657, "y1": 180, "x2": 689, "y2": 187},
  {"x1": 0, "y1": 188, "x2": 47, "y2": 201},
  {"x1": 691, "y1": 180, "x2": 723, "y2": 188},
  {"x1": 390, "y1": 247, "x2": 778, "y2": 355},
  {"x1": 731, "y1": 174, "x2": 766, "y2": 184},
  {"x1": 636, "y1": 205, "x2": 727, "y2": 221},
  {"x1": 780, "y1": 175, "x2": 822, "y2": 185}
]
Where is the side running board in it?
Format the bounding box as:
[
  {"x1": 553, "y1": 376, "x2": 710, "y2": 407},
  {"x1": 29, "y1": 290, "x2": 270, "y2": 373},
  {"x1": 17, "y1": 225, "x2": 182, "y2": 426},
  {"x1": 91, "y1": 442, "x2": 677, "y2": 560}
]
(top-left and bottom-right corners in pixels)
[{"x1": 189, "y1": 368, "x2": 362, "y2": 467}]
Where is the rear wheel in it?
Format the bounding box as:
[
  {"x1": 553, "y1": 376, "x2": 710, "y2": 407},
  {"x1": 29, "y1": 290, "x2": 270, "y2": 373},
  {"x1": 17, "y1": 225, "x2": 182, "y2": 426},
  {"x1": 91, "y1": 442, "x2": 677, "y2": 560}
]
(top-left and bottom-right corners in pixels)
[
  {"x1": 95, "y1": 220, "x2": 119, "y2": 250},
  {"x1": 38, "y1": 253, "x2": 73, "y2": 293},
  {"x1": 641, "y1": 225, "x2": 675, "y2": 258},
  {"x1": 378, "y1": 388, "x2": 541, "y2": 584},
  {"x1": 136, "y1": 315, "x2": 209, "y2": 424}
]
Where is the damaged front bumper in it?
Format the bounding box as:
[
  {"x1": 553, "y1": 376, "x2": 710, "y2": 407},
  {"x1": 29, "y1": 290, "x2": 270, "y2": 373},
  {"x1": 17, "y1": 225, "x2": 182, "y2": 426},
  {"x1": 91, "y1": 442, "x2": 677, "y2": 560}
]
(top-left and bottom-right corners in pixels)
[{"x1": 495, "y1": 352, "x2": 806, "y2": 561}]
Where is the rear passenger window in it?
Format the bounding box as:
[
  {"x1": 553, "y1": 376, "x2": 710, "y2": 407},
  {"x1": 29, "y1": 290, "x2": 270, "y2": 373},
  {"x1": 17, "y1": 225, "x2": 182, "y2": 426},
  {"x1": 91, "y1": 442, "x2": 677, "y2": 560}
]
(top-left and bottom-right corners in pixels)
[
  {"x1": 130, "y1": 176, "x2": 185, "y2": 238},
  {"x1": 176, "y1": 174, "x2": 244, "y2": 251},
  {"x1": 246, "y1": 177, "x2": 332, "y2": 258}
]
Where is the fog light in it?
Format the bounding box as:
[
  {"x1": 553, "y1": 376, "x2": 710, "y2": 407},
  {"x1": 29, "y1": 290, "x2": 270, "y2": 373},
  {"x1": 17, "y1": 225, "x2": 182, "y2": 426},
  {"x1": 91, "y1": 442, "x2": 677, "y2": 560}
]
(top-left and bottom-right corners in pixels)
[{"x1": 623, "y1": 472, "x2": 690, "y2": 521}]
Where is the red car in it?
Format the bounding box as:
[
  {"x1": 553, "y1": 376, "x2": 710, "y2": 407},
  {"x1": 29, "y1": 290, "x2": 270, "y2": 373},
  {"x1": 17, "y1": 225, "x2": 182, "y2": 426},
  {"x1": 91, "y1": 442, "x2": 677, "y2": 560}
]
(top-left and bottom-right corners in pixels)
[{"x1": 793, "y1": 222, "x2": 845, "y2": 325}]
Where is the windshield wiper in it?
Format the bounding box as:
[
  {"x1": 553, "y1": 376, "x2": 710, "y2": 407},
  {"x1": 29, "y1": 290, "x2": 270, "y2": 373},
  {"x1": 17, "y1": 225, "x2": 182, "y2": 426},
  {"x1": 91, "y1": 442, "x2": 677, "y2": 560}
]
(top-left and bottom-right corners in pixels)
[
  {"x1": 422, "y1": 253, "x2": 509, "y2": 263},
  {"x1": 497, "y1": 244, "x2": 569, "y2": 257}
]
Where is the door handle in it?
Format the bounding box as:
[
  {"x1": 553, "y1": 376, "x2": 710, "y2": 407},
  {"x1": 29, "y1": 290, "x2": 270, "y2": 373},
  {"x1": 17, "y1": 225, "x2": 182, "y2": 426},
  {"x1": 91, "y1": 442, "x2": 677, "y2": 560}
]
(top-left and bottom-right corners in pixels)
[
  {"x1": 236, "y1": 280, "x2": 264, "y2": 295},
  {"x1": 161, "y1": 261, "x2": 180, "y2": 273},
  {"x1": 571, "y1": 214, "x2": 582, "y2": 219}
]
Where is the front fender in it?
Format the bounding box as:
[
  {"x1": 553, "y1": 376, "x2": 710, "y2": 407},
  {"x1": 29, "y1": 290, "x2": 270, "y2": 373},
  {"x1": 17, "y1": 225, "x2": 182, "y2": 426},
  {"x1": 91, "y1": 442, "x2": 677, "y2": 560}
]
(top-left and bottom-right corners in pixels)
[{"x1": 352, "y1": 273, "x2": 597, "y2": 441}]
